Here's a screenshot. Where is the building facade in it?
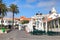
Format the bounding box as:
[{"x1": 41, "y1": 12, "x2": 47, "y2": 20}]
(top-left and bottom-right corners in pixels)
[
  {"x1": 0, "y1": 18, "x2": 20, "y2": 26},
  {"x1": 26, "y1": 7, "x2": 60, "y2": 33}
]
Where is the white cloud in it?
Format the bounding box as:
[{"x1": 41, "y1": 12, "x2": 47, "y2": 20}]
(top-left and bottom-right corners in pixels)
[
  {"x1": 5, "y1": 12, "x2": 13, "y2": 18},
  {"x1": 37, "y1": 1, "x2": 56, "y2": 7},
  {"x1": 21, "y1": 0, "x2": 57, "y2": 9},
  {"x1": 26, "y1": 0, "x2": 36, "y2": 3},
  {"x1": 8, "y1": 0, "x2": 58, "y2": 9},
  {"x1": 11, "y1": 0, "x2": 19, "y2": 4},
  {"x1": 22, "y1": 4, "x2": 34, "y2": 8}
]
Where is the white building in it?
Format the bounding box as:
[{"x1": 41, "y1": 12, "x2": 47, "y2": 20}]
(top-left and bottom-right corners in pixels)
[
  {"x1": 0, "y1": 18, "x2": 20, "y2": 26},
  {"x1": 26, "y1": 7, "x2": 60, "y2": 33}
]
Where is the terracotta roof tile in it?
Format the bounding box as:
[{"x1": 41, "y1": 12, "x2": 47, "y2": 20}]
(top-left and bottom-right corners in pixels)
[{"x1": 20, "y1": 16, "x2": 31, "y2": 21}]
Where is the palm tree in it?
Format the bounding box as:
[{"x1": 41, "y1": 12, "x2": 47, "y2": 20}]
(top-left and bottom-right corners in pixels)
[
  {"x1": 0, "y1": 1, "x2": 7, "y2": 28},
  {"x1": 9, "y1": 4, "x2": 19, "y2": 29},
  {"x1": 0, "y1": 0, "x2": 2, "y2": 3}
]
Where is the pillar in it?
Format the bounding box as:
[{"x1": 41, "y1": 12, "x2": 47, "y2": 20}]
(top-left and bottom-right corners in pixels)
[
  {"x1": 57, "y1": 19, "x2": 59, "y2": 28},
  {"x1": 50, "y1": 21, "x2": 52, "y2": 31},
  {"x1": 54, "y1": 20, "x2": 56, "y2": 29},
  {"x1": 45, "y1": 21, "x2": 47, "y2": 33}
]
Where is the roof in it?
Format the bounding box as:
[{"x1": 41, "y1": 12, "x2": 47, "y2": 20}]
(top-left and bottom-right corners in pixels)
[
  {"x1": 0, "y1": 18, "x2": 20, "y2": 21},
  {"x1": 20, "y1": 16, "x2": 31, "y2": 21}
]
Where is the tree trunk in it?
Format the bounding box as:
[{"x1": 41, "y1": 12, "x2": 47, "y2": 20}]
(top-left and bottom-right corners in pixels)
[
  {"x1": 12, "y1": 12, "x2": 14, "y2": 29},
  {"x1": 1, "y1": 17, "x2": 3, "y2": 28}
]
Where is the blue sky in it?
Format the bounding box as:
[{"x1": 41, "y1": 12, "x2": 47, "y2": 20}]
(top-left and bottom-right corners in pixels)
[{"x1": 3, "y1": 0, "x2": 60, "y2": 18}]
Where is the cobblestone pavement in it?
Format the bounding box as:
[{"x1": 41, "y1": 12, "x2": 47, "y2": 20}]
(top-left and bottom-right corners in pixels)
[{"x1": 0, "y1": 29, "x2": 60, "y2": 40}]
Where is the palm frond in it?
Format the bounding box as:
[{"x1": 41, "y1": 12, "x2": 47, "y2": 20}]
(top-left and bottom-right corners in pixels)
[
  {"x1": 0, "y1": 3, "x2": 7, "y2": 17},
  {"x1": 9, "y1": 4, "x2": 19, "y2": 14}
]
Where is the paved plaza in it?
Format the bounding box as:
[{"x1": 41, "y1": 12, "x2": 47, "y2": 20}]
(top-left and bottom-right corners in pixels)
[{"x1": 0, "y1": 29, "x2": 60, "y2": 40}]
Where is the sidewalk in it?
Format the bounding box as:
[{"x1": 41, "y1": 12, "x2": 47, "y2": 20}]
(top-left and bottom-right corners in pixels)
[{"x1": 0, "y1": 29, "x2": 60, "y2": 40}]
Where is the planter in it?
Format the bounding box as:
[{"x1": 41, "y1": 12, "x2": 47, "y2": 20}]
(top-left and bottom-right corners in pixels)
[
  {"x1": 0, "y1": 28, "x2": 5, "y2": 34},
  {"x1": 1, "y1": 28, "x2": 5, "y2": 33},
  {"x1": 0, "y1": 28, "x2": 10, "y2": 34}
]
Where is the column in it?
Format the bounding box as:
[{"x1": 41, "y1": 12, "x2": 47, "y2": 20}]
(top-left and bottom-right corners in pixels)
[
  {"x1": 57, "y1": 19, "x2": 59, "y2": 32},
  {"x1": 48, "y1": 23, "x2": 50, "y2": 31},
  {"x1": 50, "y1": 21, "x2": 52, "y2": 31},
  {"x1": 45, "y1": 21, "x2": 47, "y2": 33},
  {"x1": 42, "y1": 22, "x2": 44, "y2": 31},
  {"x1": 54, "y1": 20, "x2": 56, "y2": 29},
  {"x1": 48, "y1": 22, "x2": 50, "y2": 31},
  {"x1": 57, "y1": 19, "x2": 59, "y2": 28},
  {"x1": 43, "y1": 23, "x2": 45, "y2": 31}
]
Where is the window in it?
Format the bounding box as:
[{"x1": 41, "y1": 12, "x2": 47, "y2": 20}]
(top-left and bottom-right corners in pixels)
[
  {"x1": 8, "y1": 21, "x2": 12, "y2": 23},
  {"x1": 36, "y1": 21, "x2": 39, "y2": 28},
  {"x1": 1, "y1": 20, "x2": 4, "y2": 23},
  {"x1": 59, "y1": 19, "x2": 60, "y2": 25},
  {"x1": 0, "y1": 9, "x2": 1, "y2": 15},
  {"x1": 36, "y1": 21, "x2": 39, "y2": 25},
  {"x1": 15, "y1": 21, "x2": 17, "y2": 23},
  {"x1": 38, "y1": 18, "x2": 41, "y2": 20},
  {"x1": 5, "y1": 21, "x2": 7, "y2": 23}
]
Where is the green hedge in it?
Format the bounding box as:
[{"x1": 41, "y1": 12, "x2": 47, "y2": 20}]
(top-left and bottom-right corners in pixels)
[
  {"x1": 30, "y1": 30, "x2": 46, "y2": 35},
  {"x1": 47, "y1": 31, "x2": 58, "y2": 35}
]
